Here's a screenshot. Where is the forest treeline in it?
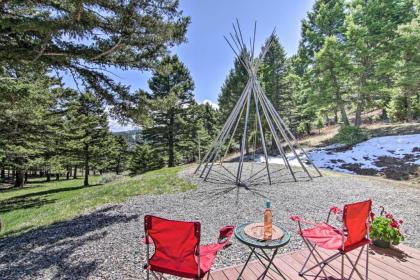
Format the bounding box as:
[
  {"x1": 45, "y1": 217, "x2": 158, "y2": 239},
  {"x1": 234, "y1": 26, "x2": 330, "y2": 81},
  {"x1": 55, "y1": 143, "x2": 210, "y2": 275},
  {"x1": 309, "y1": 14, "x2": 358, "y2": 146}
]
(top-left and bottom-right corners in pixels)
[
  {"x1": 1, "y1": 0, "x2": 419, "y2": 188},
  {"x1": 219, "y1": 0, "x2": 420, "y2": 136}
]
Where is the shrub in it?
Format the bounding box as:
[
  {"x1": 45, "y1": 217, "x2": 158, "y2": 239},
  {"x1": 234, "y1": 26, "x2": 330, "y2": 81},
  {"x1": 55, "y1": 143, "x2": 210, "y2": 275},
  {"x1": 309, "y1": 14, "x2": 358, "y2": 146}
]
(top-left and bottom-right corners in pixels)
[
  {"x1": 371, "y1": 114, "x2": 381, "y2": 122},
  {"x1": 316, "y1": 118, "x2": 324, "y2": 133},
  {"x1": 99, "y1": 173, "x2": 120, "y2": 184},
  {"x1": 333, "y1": 125, "x2": 368, "y2": 146},
  {"x1": 386, "y1": 93, "x2": 406, "y2": 122}
]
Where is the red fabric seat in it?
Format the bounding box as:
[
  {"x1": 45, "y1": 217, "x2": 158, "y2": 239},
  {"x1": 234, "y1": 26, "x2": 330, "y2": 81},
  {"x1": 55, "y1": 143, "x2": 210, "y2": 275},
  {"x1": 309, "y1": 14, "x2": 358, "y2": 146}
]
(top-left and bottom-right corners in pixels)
[
  {"x1": 291, "y1": 200, "x2": 372, "y2": 279},
  {"x1": 301, "y1": 222, "x2": 343, "y2": 250},
  {"x1": 144, "y1": 215, "x2": 233, "y2": 279}
]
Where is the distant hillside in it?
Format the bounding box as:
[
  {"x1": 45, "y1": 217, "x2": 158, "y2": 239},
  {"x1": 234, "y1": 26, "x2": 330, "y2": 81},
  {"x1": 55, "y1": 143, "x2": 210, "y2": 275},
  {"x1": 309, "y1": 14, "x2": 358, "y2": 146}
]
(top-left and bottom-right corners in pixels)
[{"x1": 112, "y1": 129, "x2": 143, "y2": 149}]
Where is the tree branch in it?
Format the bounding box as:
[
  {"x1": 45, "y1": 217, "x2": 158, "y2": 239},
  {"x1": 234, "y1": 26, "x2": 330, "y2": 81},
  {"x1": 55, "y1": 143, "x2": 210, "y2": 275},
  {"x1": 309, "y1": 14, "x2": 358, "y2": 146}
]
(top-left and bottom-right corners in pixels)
[{"x1": 92, "y1": 38, "x2": 123, "y2": 60}]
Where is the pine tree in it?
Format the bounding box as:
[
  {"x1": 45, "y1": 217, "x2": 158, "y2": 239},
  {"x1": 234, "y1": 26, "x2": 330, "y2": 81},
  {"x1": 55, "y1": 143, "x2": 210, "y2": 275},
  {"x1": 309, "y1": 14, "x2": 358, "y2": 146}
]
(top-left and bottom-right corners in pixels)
[
  {"x1": 142, "y1": 55, "x2": 195, "y2": 167},
  {"x1": 313, "y1": 36, "x2": 351, "y2": 126},
  {"x1": 299, "y1": 0, "x2": 346, "y2": 65},
  {"x1": 218, "y1": 51, "x2": 249, "y2": 123},
  {"x1": 297, "y1": 0, "x2": 348, "y2": 128},
  {"x1": 128, "y1": 144, "x2": 164, "y2": 175},
  {"x1": 387, "y1": 1, "x2": 420, "y2": 121},
  {"x1": 260, "y1": 35, "x2": 292, "y2": 123},
  {"x1": 0, "y1": 71, "x2": 56, "y2": 187},
  {"x1": 66, "y1": 92, "x2": 110, "y2": 186},
  {"x1": 345, "y1": 0, "x2": 416, "y2": 125},
  {"x1": 108, "y1": 135, "x2": 129, "y2": 175},
  {"x1": 0, "y1": 0, "x2": 190, "y2": 116}
]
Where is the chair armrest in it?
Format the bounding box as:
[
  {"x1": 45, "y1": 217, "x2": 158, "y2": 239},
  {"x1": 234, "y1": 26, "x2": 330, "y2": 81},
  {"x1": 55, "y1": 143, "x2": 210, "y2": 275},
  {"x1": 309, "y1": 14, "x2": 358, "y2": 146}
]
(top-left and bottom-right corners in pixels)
[
  {"x1": 327, "y1": 206, "x2": 343, "y2": 223},
  {"x1": 217, "y1": 226, "x2": 234, "y2": 248},
  {"x1": 290, "y1": 216, "x2": 317, "y2": 233}
]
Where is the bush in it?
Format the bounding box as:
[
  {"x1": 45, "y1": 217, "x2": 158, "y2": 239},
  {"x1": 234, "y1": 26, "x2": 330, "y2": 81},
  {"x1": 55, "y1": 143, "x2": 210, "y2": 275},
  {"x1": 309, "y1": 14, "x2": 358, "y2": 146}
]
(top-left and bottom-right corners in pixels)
[
  {"x1": 386, "y1": 93, "x2": 406, "y2": 122},
  {"x1": 128, "y1": 144, "x2": 165, "y2": 175},
  {"x1": 333, "y1": 125, "x2": 368, "y2": 146},
  {"x1": 99, "y1": 173, "x2": 121, "y2": 184}
]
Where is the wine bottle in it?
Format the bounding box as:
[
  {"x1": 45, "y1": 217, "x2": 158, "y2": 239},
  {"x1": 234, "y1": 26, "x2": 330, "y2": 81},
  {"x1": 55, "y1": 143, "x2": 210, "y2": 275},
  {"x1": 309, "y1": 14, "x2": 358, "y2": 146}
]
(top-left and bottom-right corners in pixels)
[{"x1": 264, "y1": 200, "x2": 272, "y2": 240}]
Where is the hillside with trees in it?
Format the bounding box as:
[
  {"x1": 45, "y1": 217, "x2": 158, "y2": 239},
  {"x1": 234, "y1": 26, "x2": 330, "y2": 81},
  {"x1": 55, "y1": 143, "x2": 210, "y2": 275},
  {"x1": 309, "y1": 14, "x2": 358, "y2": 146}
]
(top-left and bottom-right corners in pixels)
[{"x1": 1, "y1": 0, "x2": 419, "y2": 188}]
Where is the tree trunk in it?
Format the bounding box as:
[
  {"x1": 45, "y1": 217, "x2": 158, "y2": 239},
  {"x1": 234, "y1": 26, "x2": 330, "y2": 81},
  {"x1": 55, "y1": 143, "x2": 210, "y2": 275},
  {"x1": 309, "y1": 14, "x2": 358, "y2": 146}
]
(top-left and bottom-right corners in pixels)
[
  {"x1": 354, "y1": 99, "x2": 363, "y2": 126},
  {"x1": 329, "y1": 68, "x2": 349, "y2": 126},
  {"x1": 84, "y1": 144, "x2": 89, "y2": 186},
  {"x1": 56, "y1": 173, "x2": 60, "y2": 181},
  {"x1": 168, "y1": 114, "x2": 175, "y2": 167},
  {"x1": 46, "y1": 171, "x2": 51, "y2": 182},
  {"x1": 73, "y1": 166, "x2": 77, "y2": 179},
  {"x1": 116, "y1": 160, "x2": 120, "y2": 175},
  {"x1": 1, "y1": 168, "x2": 5, "y2": 182},
  {"x1": 24, "y1": 172, "x2": 28, "y2": 183},
  {"x1": 305, "y1": 123, "x2": 311, "y2": 135},
  {"x1": 14, "y1": 169, "x2": 24, "y2": 188},
  {"x1": 338, "y1": 101, "x2": 350, "y2": 126},
  {"x1": 66, "y1": 166, "x2": 70, "y2": 180},
  {"x1": 405, "y1": 89, "x2": 413, "y2": 122}
]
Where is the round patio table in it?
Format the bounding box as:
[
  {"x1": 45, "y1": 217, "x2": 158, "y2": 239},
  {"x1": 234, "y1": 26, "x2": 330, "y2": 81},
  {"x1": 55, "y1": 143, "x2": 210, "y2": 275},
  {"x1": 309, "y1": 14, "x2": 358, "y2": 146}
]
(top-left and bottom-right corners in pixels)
[{"x1": 234, "y1": 222, "x2": 291, "y2": 280}]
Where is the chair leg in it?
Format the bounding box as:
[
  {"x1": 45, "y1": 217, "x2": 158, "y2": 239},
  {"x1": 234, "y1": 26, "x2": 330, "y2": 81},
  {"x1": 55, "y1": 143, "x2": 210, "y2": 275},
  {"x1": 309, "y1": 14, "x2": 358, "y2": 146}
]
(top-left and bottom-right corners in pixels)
[
  {"x1": 366, "y1": 244, "x2": 369, "y2": 280},
  {"x1": 300, "y1": 241, "x2": 328, "y2": 278},
  {"x1": 346, "y1": 246, "x2": 365, "y2": 280},
  {"x1": 341, "y1": 254, "x2": 344, "y2": 280}
]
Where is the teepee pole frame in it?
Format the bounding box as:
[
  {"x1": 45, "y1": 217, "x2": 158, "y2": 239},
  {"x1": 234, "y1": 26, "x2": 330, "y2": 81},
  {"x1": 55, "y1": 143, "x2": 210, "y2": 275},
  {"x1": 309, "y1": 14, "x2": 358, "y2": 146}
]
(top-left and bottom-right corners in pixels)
[
  {"x1": 202, "y1": 80, "x2": 252, "y2": 180},
  {"x1": 196, "y1": 79, "x2": 250, "y2": 176},
  {"x1": 194, "y1": 20, "x2": 321, "y2": 187}
]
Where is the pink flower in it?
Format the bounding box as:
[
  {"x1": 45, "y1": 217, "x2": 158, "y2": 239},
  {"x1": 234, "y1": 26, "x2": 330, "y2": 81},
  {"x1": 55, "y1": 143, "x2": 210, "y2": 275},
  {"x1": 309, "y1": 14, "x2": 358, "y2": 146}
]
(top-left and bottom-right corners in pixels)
[
  {"x1": 385, "y1": 213, "x2": 393, "y2": 219},
  {"x1": 399, "y1": 220, "x2": 403, "y2": 224},
  {"x1": 391, "y1": 220, "x2": 400, "y2": 229}
]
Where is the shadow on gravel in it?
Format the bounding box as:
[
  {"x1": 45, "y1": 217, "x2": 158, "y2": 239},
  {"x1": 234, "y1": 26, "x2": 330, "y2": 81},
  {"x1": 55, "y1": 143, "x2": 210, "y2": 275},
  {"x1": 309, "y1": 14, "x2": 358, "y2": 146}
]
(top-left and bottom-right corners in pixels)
[{"x1": 0, "y1": 205, "x2": 138, "y2": 279}]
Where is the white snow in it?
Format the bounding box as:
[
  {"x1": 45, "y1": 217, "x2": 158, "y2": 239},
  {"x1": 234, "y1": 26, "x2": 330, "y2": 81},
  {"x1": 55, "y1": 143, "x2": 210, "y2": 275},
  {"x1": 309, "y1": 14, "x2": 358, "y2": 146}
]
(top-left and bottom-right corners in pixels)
[{"x1": 256, "y1": 134, "x2": 420, "y2": 174}]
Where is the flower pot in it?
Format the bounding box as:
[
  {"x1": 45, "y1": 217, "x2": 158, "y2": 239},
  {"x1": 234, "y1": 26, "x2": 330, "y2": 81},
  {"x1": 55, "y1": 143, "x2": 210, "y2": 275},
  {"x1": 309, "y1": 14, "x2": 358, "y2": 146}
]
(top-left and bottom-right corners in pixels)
[{"x1": 373, "y1": 239, "x2": 391, "y2": 248}]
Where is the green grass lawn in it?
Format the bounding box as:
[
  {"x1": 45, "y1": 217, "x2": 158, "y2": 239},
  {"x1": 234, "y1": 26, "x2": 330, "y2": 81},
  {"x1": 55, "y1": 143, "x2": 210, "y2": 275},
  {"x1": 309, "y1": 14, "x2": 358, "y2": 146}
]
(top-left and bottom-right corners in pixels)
[{"x1": 0, "y1": 166, "x2": 195, "y2": 238}]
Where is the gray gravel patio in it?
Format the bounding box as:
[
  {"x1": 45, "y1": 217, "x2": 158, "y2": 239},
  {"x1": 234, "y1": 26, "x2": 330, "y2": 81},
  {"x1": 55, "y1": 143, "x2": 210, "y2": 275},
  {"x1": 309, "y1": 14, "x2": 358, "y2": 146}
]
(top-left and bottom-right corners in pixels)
[{"x1": 0, "y1": 163, "x2": 419, "y2": 279}]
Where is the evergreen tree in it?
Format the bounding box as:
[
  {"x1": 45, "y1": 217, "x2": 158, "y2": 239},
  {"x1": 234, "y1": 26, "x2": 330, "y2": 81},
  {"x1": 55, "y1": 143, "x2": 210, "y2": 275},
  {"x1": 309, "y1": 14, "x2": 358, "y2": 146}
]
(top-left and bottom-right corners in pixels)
[
  {"x1": 66, "y1": 92, "x2": 110, "y2": 186},
  {"x1": 297, "y1": 0, "x2": 348, "y2": 128},
  {"x1": 299, "y1": 0, "x2": 346, "y2": 66},
  {"x1": 109, "y1": 135, "x2": 129, "y2": 175},
  {"x1": 128, "y1": 144, "x2": 164, "y2": 175},
  {"x1": 0, "y1": 0, "x2": 190, "y2": 116},
  {"x1": 218, "y1": 51, "x2": 249, "y2": 123},
  {"x1": 142, "y1": 55, "x2": 195, "y2": 167},
  {"x1": 313, "y1": 36, "x2": 351, "y2": 125},
  {"x1": 387, "y1": 1, "x2": 420, "y2": 121},
  {"x1": 0, "y1": 71, "x2": 55, "y2": 187},
  {"x1": 186, "y1": 103, "x2": 219, "y2": 163},
  {"x1": 345, "y1": 0, "x2": 416, "y2": 125},
  {"x1": 260, "y1": 35, "x2": 292, "y2": 123}
]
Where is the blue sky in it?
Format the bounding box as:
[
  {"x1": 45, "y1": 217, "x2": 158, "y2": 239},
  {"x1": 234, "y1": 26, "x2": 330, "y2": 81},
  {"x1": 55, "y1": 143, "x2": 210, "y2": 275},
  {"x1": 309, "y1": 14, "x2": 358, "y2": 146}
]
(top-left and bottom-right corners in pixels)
[{"x1": 69, "y1": 1, "x2": 316, "y2": 131}]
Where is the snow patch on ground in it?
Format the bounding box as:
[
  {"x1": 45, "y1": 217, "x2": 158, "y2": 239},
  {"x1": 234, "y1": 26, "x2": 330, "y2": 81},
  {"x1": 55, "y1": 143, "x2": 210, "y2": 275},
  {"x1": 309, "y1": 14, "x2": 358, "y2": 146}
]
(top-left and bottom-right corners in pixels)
[{"x1": 257, "y1": 134, "x2": 420, "y2": 174}]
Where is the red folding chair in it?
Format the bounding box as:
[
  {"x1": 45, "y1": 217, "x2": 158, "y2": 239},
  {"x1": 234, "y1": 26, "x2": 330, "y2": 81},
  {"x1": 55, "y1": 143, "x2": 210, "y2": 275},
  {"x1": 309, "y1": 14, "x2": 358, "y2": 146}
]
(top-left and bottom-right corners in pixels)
[
  {"x1": 291, "y1": 200, "x2": 372, "y2": 279},
  {"x1": 144, "y1": 215, "x2": 234, "y2": 279}
]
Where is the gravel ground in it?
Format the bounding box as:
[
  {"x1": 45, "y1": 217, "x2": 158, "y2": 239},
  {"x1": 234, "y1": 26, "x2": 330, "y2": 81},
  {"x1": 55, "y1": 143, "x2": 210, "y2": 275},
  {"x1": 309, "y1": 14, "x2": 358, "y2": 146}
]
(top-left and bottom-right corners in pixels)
[{"x1": 1, "y1": 163, "x2": 419, "y2": 279}]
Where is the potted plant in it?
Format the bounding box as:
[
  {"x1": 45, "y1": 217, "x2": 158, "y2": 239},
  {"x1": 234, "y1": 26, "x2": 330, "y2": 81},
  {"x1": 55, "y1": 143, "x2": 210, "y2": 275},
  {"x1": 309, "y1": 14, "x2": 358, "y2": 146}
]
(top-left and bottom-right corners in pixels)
[{"x1": 370, "y1": 208, "x2": 404, "y2": 248}]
